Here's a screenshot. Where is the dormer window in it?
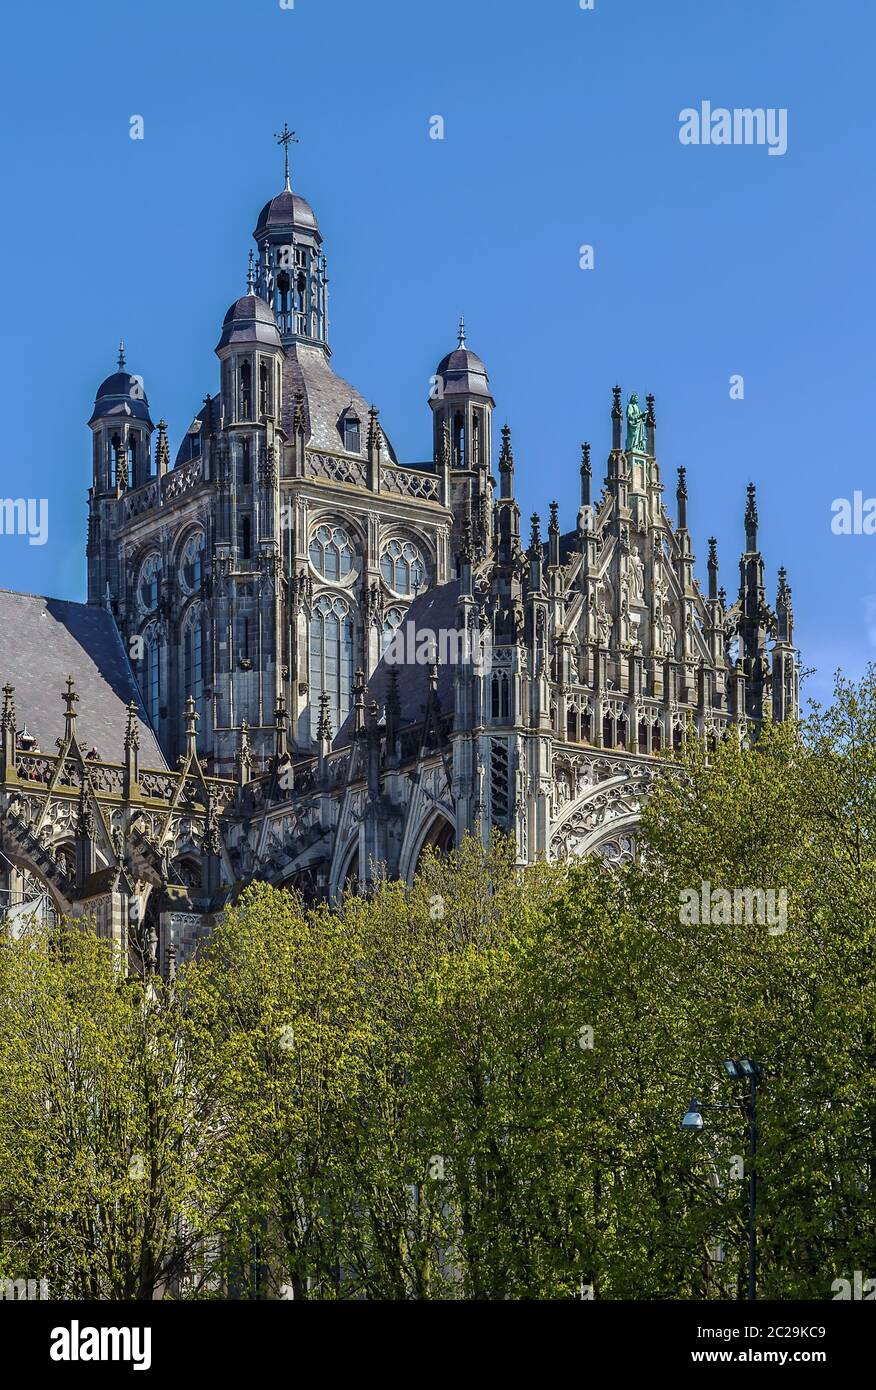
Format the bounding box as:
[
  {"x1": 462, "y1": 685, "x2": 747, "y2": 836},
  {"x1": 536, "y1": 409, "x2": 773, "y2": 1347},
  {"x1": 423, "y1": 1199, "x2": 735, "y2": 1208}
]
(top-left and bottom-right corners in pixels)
[{"x1": 343, "y1": 414, "x2": 361, "y2": 454}]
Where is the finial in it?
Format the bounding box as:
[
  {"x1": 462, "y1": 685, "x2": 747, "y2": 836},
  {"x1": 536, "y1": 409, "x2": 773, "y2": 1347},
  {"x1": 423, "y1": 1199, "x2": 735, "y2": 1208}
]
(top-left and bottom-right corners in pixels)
[
  {"x1": 581, "y1": 441, "x2": 592, "y2": 476},
  {"x1": 677, "y1": 466, "x2": 688, "y2": 500},
  {"x1": 62, "y1": 676, "x2": 79, "y2": 738},
  {"x1": 156, "y1": 419, "x2": 170, "y2": 474},
  {"x1": 274, "y1": 122, "x2": 299, "y2": 191},
  {"x1": 367, "y1": 404, "x2": 382, "y2": 450},
  {"x1": 1, "y1": 683, "x2": 15, "y2": 731},
  {"x1": 529, "y1": 512, "x2": 542, "y2": 551},
  {"x1": 184, "y1": 695, "x2": 199, "y2": 756},
  {"x1": 708, "y1": 537, "x2": 717, "y2": 566},
  {"x1": 246, "y1": 249, "x2": 255, "y2": 295},
  {"x1": 316, "y1": 691, "x2": 333, "y2": 742},
  {"x1": 117, "y1": 340, "x2": 126, "y2": 370},
  {"x1": 612, "y1": 385, "x2": 622, "y2": 416},
  {"x1": 549, "y1": 500, "x2": 560, "y2": 534},
  {"x1": 124, "y1": 700, "x2": 140, "y2": 751},
  {"x1": 457, "y1": 314, "x2": 466, "y2": 348},
  {"x1": 645, "y1": 393, "x2": 656, "y2": 427},
  {"x1": 777, "y1": 567, "x2": 792, "y2": 605},
  {"x1": 499, "y1": 423, "x2": 513, "y2": 470},
  {"x1": 746, "y1": 482, "x2": 758, "y2": 526}
]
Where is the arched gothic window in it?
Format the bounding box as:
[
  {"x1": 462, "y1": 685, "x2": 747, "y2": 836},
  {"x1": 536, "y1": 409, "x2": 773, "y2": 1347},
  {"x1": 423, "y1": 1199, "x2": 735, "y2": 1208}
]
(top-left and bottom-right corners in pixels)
[
  {"x1": 241, "y1": 437, "x2": 251, "y2": 486},
  {"x1": 139, "y1": 553, "x2": 161, "y2": 613},
  {"x1": 309, "y1": 523, "x2": 354, "y2": 582},
  {"x1": 259, "y1": 361, "x2": 270, "y2": 416},
  {"x1": 183, "y1": 604, "x2": 205, "y2": 742},
  {"x1": 128, "y1": 434, "x2": 137, "y2": 476},
  {"x1": 380, "y1": 538, "x2": 426, "y2": 596},
  {"x1": 180, "y1": 532, "x2": 205, "y2": 593},
  {"x1": 239, "y1": 515, "x2": 252, "y2": 561},
  {"x1": 453, "y1": 411, "x2": 465, "y2": 467},
  {"x1": 309, "y1": 594, "x2": 354, "y2": 741},
  {"x1": 141, "y1": 622, "x2": 161, "y2": 728},
  {"x1": 239, "y1": 361, "x2": 252, "y2": 420}
]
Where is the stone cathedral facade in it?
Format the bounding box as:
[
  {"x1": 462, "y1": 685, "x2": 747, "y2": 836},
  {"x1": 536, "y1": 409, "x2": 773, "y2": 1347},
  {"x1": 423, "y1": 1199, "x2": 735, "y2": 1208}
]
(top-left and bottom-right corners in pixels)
[{"x1": 0, "y1": 144, "x2": 798, "y2": 967}]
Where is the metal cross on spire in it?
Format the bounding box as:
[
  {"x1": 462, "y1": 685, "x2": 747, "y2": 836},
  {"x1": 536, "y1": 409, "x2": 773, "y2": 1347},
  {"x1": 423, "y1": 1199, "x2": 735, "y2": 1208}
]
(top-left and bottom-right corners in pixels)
[
  {"x1": 117, "y1": 339, "x2": 126, "y2": 369},
  {"x1": 458, "y1": 314, "x2": 466, "y2": 348},
  {"x1": 274, "y1": 122, "x2": 299, "y2": 191}
]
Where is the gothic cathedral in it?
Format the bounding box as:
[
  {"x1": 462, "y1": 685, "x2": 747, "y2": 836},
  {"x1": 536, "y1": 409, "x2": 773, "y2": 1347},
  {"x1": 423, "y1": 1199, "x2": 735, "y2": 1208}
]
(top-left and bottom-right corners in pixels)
[{"x1": 0, "y1": 135, "x2": 798, "y2": 965}]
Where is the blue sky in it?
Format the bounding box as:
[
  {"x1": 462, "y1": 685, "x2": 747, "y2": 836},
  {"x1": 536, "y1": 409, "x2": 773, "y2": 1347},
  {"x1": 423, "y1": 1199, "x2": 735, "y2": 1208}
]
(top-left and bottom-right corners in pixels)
[{"x1": 0, "y1": 0, "x2": 872, "y2": 704}]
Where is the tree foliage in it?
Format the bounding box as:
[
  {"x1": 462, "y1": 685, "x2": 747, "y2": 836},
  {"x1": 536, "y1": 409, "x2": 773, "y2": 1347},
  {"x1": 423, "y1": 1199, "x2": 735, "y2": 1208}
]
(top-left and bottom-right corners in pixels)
[{"x1": 1, "y1": 671, "x2": 875, "y2": 1298}]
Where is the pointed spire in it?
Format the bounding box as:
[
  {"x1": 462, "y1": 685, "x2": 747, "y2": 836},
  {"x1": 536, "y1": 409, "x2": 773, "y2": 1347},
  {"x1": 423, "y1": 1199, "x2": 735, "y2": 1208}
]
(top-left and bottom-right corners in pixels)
[
  {"x1": 1, "y1": 682, "x2": 15, "y2": 731},
  {"x1": 235, "y1": 720, "x2": 252, "y2": 786},
  {"x1": 156, "y1": 419, "x2": 170, "y2": 475},
  {"x1": 529, "y1": 512, "x2": 542, "y2": 556},
  {"x1": 124, "y1": 700, "x2": 140, "y2": 752},
  {"x1": 707, "y1": 537, "x2": 719, "y2": 600},
  {"x1": 183, "y1": 696, "x2": 199, "y2": 759},
  {"x1": 580, "y1": 442, "x2": 592, "y2": 510},
  {"x1": 676, "y1": 466, "x2": 688, "y2": 530},
  {"x1": 353, "y1": 667, "x2": 366, "y2": 736},
  {"x1": 316, "y1": 691, "x2": 333, "y2": 743},
  {"x1": 549, "y1": 501, "x2": 560, "y2": 535},
  {"x1": 62, "y1": 676, "x2": 79, "y2": 743},
  {"x1": 777, "y1": 565, "x2": 791, "y2": 604},
  {"x1": 367, "y1": 404, "x2": 382, "y2": 451},
  {"x1": 498, "y1": 423, "x2": 514, "y2": 499},
  {"x1": 117, "y1": 340, "x2": 126, "y2": 370},
  {"x1": 745, "y1": 482, "x2": 759, "y2": 550},
  {"x1": 246, "y1": 249, "x2": 256, "y2": 295},
  {"x1": 645, "y1": 393, "x2": 656, "y2": 454},
  {"x1": 612, "y1": 385, "x2": 623, "y2": 450},
  {"x1": 274, "y1": 691, "x2": 289, "y2": 760},
  {"x1": 499, "y1": 423, "x2": 513, "y2": 472},
  {"x1": 458, "y1": 314, "x2": 466, "y2": 348}
]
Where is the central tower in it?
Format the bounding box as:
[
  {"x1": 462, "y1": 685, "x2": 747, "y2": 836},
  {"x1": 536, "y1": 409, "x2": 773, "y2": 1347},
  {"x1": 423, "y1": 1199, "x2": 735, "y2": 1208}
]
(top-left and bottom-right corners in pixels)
[{"x1": 253, "y1": 125, "x2": 328, "y2": 352}]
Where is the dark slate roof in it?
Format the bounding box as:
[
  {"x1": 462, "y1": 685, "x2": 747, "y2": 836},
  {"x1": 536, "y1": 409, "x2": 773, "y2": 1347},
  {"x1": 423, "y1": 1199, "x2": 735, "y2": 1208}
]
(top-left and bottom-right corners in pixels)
[
  {"x1": 254, "y1": 188, "x2": 320, "y2": 238},
  {"x1": 215, "y1": 293, "x2": 283, "y2": 352},
  {"x1": 174, "y1": 394, "x2": 219, "y2": 468},
  {"x1": 336, "y1": 581, "x2": 460, "y2": 745},
  {"x1": 281, "y1": 342, "x2": 399, "y2": 463},
  {"x1": 434, "y1": 345, "x2": 493, "y2": 401},
  {"x1": 0, "y1": 591, "x2": 165, "y2": 767},
  {"x1": 88, "y1": 370, "x2": 154, "y2": 427}
]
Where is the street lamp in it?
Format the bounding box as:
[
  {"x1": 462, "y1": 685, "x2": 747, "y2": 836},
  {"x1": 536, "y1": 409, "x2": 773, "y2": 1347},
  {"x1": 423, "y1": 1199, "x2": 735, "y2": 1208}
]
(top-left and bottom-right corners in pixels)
[{"x1": 681, "y1": 1058, "x2": 762, "y2": 1300}]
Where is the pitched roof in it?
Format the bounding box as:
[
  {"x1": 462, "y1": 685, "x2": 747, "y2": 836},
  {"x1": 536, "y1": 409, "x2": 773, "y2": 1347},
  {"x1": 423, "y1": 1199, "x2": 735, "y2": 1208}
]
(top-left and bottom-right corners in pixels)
[
  {"x1": 0, "y1": 591, "x2": 165, "y2": 767},
  {"x1": 336, "y1": 581, "x2": 460, "y2": 745}
]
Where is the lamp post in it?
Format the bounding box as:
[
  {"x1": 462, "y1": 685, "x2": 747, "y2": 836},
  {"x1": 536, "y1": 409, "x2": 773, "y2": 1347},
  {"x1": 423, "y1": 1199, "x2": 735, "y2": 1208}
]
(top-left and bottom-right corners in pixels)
[{"x1": 682, "y1": 1058, "x2": 762, "y2": 1301}]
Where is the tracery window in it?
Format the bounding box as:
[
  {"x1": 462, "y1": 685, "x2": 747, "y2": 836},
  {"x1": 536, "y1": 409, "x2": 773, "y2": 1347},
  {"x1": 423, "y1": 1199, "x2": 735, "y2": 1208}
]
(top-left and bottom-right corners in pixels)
[
  {"x1": 381, "y1": 605, "x2": 405, "y2": 657},
  {"x1": 141, "y1": 622, "x2": 161, "y2": 727},
  {"x1": 180, "y1": 532, "x2": 205, "y2": 593},
  {"x1": 309, "y1": 523, "x2": 354, "y2": 582},
  {"x1": 138, "y1": 553, "x2": 161, "y2": 613},
  {"x1": 380, "y1": 538, "x2": 426, "y2": 596},
  {"x1": 309, "y1": 594, "x2": 354, "y2": 741}
]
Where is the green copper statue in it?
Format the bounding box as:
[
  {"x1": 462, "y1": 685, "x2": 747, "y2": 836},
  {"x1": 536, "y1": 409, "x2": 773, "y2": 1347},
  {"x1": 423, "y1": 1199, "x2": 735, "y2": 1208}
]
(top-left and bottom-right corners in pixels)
[{"x1": 625, "y1": 393, "x2": 647, "y2": 453}]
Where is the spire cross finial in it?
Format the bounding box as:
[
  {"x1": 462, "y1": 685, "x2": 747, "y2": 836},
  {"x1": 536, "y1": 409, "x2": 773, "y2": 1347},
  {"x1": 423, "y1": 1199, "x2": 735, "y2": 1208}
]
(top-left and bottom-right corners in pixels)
[
  {"x1": 274, "y1": 123, "x2": 299, "y2": 191},
  {"x1": 458, "y1": 314, "x2": 466, "y2": 348},
  {"x1": 247, "y1": 249, "x2": 255, "y2": 295},
  {"x1": 117, "y1": 340, "x2": 126, "y2": 370}
]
